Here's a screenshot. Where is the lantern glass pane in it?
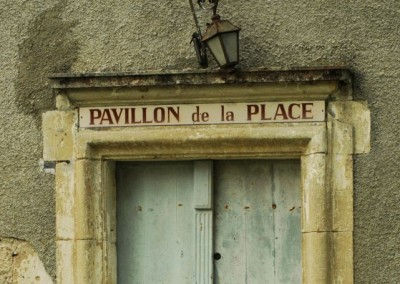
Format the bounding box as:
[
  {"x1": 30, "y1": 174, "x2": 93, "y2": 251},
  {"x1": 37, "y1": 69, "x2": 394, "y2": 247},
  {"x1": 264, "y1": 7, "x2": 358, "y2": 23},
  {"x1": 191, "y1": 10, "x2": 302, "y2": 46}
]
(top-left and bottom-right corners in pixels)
[
  {"x1": 221, "y1": 32, "x2": 238, "y2": 64},
  {"x1": 207, "y1": 37, "x2": 227, "y2": 66}
]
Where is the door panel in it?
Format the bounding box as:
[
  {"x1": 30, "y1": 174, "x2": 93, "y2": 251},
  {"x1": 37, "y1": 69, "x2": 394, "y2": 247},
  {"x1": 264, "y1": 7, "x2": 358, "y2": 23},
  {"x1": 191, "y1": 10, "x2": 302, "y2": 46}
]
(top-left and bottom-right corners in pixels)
[
  {"x1": 273, "y1": 161, "x2": 302, "y2": 283},
  {"x1": 214, "y1": 160, "x2": 301, "y2": 284},
  {"x1": 116, "y1": 162, "x2": 195, "y2": 284},
  {"x1": 116, "y1": 160, "x2": 301, "y2": 284}
]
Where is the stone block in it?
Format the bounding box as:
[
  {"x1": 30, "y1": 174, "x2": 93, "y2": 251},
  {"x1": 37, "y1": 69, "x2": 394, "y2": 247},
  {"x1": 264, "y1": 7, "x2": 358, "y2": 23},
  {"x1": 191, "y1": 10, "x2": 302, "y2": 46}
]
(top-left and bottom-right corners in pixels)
[
  {"x1": 332, "y1": 232, "x2": 353, "y2": 284},
  {"x1": 301, "y1": 154, "x2": 331, "y2": 232},
  {"x1": 331, "y1": 154, "x2": 353, "y2": 232},
  {"x1": 105, "y1": 242, "x2": 117, "y2": 283},
  {"x1": 74, "y1": 159, "x2": 103, "y2": 240},
  {"x1": 56, "y1": 240, "x2": 74, "y2": 284},
  {"x1": 74, "y1": 240, "x2": 103, "y2": 284},
  {"x1": 56, "y1": 94, "x2": 72, "y2": 111},
  {"x1": 56, "y1": 162, "x2": 75, "y2": 240},
  {"x1": 302, "y1": 232, "x2": 332, "y2": 284},
  {"x1": 328, "y1": 120, "x2": 353, "y2": 154},
  {"x1": 57, "y1": 239, "x2": 104, "y2": 284},
  {"x1": 305, "y1": 124, "x2": 327, "y2": 154},
  {"x1": 328, "y1": 101, "x2": 370, "y2": 154},
  {"x1": 43, "y1": 110, "x2": 75, "y2": 161}
]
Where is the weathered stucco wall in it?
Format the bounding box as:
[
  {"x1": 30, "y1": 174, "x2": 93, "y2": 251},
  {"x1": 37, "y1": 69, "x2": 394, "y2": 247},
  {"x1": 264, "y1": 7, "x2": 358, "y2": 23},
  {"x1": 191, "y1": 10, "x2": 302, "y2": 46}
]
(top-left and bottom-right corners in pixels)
[{"x1": 0, "y1": 0, "x2": 399, "y2": 282}]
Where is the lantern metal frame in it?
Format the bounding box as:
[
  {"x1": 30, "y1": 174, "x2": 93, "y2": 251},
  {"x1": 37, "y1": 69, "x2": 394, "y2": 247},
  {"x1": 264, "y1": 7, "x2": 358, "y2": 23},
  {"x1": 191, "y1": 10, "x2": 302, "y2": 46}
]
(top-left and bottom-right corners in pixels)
[
  {"x1": 189, "y1": 0, "x2": 240, "y2": 68},
  {"x1": 201, "y1": 14, "x2": 240, "y2": 68}
]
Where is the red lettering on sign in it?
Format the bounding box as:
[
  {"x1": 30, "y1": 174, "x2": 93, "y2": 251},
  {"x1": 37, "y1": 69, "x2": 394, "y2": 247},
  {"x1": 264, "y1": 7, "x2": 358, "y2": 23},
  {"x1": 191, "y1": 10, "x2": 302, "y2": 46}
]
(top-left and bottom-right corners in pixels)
[
  {"x1": 288, "y1": 103, "x2": 301, "y2": 119},
  {"x1": 89, "y1": 109, "x2": 101, "y2": 125},
  {"x1": 124, "y1": 108, "x2": 129, "y2": 124},
  {"x1": 131, "y1": 108, "x2": 141, "y2": 124},
  {"x1": 100, "y1": 109, "x2": 113, "y2": 125},
  {"x1": 167, "y1": 107, "x2": 180, "y2": 122},
  {"x1": 142, "y1": 108, "x2": 153, "y2": 123},
  {"x1": 260, "y1": 104, "x2": 272, "y2": 120},
  {"x1": 154, "y1": 107, "x2": 165, "y2": 123},
  {"x1": 247, "y1": 105, "x2": 259, "y2": 121},
  {"x1": 302, "y1": 103, "x2": 313, "y2": 119},
  {"x1": 111, "y1": 108, "x2": 123, "y2": 124},
  {"x1": 274, "y1": 104, "x2": 288, "y2": 120}
]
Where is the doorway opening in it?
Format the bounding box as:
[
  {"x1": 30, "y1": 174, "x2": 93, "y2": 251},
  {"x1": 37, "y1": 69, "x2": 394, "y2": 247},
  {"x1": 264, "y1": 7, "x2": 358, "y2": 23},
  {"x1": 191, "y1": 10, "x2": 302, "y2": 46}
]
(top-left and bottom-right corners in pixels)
[{"x1": 116, "y1": 160, "x2": 301, "y2": 283}]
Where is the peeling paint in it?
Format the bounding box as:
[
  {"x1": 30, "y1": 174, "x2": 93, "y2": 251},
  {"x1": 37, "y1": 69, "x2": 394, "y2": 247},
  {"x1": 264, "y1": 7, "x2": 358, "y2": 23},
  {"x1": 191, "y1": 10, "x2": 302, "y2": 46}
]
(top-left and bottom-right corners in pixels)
[{"x1": 0, "y1": 238, "x2": 52, "y2": 283}]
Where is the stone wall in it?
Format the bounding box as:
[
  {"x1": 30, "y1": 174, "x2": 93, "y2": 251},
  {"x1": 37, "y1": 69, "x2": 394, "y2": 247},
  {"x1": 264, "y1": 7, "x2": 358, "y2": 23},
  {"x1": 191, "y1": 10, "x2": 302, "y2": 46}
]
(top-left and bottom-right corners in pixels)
[{"x1": 0, "y1": 0, "x2": 399, "y2": 282}]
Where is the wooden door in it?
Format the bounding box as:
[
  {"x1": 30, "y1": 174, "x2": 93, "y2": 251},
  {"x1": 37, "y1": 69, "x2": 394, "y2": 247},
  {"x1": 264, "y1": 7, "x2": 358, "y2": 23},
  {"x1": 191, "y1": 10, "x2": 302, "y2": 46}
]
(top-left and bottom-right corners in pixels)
[
  {"x1": 116, "y1": 162, "x2": 196, "y2": 284},
  {"x1": 214, "y1": 160, "x2": 301, "y2": 284},
  {"x1": 116, "y1": 160, "x2": 301, "y2": 284}
]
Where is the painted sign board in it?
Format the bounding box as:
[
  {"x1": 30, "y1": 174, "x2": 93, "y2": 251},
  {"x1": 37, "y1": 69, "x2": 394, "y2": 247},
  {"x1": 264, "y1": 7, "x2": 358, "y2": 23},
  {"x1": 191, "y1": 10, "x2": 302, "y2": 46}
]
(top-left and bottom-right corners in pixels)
[{"x1": 79, "y1": 101, "x2": 325, "y2": 128}]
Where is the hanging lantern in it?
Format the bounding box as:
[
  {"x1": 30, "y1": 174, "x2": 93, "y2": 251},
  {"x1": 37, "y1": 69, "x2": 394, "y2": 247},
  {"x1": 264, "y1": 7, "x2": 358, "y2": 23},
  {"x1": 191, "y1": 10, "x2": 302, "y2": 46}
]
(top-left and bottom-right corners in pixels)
[{"x1": 202, "y1": 15, "x2": 240, "y2": 68}]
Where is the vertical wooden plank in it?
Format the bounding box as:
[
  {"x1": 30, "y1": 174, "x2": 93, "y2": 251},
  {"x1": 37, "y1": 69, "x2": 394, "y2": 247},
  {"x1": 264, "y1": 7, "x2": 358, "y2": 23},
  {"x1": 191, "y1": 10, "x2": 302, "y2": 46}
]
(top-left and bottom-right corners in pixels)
[
  {"x1": 195, "y1": 211, "x2": 213, "y2": 284},
  {"x1": 174, "y1": 162, "x2": 196, "y2": 283},
  {"x1": 214, "y1": 160, "x2": 275, "y2": 284},
  {"x1": 194, "y1": 161, "x2": 213, "y2": 209},
  {"x1": 214, "y1": 160, "x2": 301, "y2": 284},
  {"x1": 273, "y1": 160, "x2": 302, "y2": 283},
  {"x1": 116, "y1": 161, "x2": 194, "y2": 284},
  {"x1": 193, "y1": 161, "x2": 213, "y2": 284}
]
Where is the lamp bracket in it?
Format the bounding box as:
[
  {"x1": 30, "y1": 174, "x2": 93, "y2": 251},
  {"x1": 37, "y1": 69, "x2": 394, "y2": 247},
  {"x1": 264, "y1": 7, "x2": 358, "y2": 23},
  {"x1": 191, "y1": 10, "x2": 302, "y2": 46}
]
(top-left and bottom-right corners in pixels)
[
  {"x1": 191, "y1": 32, "x2": 208, "y2": 68},
  {"x1": 189, "y1": 0, "x2": 202, "y2": 35}
]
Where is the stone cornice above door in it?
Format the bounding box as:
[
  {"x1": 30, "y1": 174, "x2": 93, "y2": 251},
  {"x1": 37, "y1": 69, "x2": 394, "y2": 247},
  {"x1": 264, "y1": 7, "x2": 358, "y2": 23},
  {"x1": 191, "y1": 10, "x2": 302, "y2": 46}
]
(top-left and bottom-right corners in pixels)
[{"x1": 49, "y1": 68, "x2": 352, "y2": 108}]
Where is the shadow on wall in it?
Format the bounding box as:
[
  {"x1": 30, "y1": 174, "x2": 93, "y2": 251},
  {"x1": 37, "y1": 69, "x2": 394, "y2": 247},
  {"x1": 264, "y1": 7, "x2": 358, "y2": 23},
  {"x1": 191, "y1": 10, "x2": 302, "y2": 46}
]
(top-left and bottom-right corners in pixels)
[{"x1": 14, "y1": 2, "x2": 79, "y2": 128}]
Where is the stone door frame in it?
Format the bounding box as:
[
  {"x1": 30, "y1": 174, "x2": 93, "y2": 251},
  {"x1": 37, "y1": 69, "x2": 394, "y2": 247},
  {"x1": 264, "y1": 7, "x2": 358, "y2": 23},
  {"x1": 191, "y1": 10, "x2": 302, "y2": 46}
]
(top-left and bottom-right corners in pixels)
[{"x1": 43, "y1": 69, "x2": 370, "y2": 283}]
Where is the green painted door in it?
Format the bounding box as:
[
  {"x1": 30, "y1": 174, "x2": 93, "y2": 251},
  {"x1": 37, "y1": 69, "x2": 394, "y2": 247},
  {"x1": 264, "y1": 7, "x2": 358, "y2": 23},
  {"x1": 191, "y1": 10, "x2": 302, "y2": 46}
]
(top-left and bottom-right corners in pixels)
[
  {"x1": 213, "y1": 160, "x2": 301, "y2": 284},
  {"x1": 116, "y1": 162, "x2": 195, "y2": 283},
  {"x1": 116, "y1": 160, "x2": 301, "y2": 284}
]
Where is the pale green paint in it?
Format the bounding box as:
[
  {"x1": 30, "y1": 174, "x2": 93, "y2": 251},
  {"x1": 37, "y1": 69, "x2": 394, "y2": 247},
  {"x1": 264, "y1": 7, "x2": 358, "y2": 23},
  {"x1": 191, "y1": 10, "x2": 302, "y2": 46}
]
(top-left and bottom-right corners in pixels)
[
  {"x1": 194, "y1": 161, "x2": 214, "y2": 284},
  {"x1": 116, "y1": 162, "x2": 195, "y2": 284},
  {"x1": 116, "y1": 160, "x2": 300, "y2": 283},
  {"x1": 214, "y1": 160, "x2": 301, "y2": 284},
  {"x1": 272, "y1": 161, "x2": 302, "y2": 283}
]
